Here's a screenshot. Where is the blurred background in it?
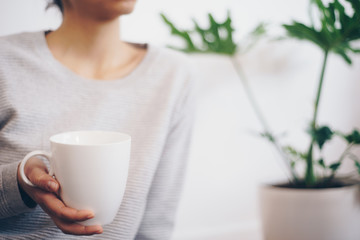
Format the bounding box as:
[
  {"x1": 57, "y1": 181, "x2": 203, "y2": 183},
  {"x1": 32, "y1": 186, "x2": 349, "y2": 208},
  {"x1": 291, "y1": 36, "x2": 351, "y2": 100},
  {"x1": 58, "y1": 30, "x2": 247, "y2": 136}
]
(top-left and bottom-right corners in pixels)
[{"x1": 1, "y1": 0, "x2": 359, "y2": 239}]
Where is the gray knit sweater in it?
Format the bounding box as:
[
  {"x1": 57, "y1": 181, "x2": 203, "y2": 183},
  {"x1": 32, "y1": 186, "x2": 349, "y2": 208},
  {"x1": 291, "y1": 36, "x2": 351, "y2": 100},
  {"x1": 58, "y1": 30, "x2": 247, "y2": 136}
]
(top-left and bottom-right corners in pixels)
[{"x1": 0, "y1": 31, "x2": 196, "y2": 239}]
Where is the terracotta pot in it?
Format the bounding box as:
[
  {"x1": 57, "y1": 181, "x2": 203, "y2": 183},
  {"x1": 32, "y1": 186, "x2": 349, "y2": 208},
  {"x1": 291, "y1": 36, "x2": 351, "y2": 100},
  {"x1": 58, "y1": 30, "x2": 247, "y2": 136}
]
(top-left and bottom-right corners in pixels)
[{"x1": 259, "y1": 183, "x2": 360, "y2": 240}]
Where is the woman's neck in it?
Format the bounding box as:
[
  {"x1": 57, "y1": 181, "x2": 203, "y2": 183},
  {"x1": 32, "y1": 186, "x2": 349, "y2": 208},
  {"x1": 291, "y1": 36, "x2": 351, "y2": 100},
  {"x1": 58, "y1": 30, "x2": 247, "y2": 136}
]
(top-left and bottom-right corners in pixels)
[
  {"x1": 49, "y1": 15, "x2": 123, "y2": 62},
  {"x1": 46, "y1": 13, "x2": 144, "y2": 80}
]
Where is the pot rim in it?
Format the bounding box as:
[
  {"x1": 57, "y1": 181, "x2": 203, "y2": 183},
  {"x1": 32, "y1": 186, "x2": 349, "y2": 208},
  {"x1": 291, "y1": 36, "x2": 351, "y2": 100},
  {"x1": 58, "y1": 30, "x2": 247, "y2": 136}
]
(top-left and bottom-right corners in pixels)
[{"x1": 259, "y1": 181, "x2": 360, "y2": 192}]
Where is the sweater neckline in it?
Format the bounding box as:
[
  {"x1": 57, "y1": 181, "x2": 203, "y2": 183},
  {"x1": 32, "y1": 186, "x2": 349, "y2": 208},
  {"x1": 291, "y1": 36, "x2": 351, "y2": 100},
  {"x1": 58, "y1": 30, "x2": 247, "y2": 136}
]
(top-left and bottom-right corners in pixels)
[{"x1": 36, "y1": 30, "x2": 156, "y2": 85}]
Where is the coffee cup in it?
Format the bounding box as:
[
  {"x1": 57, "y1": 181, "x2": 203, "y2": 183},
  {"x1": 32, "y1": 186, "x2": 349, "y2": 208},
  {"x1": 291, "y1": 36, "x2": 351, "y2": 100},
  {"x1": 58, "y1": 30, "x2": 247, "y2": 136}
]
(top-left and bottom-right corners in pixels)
[{"x1": 19, "y1": 130, "x2": 131, "y2": 226}]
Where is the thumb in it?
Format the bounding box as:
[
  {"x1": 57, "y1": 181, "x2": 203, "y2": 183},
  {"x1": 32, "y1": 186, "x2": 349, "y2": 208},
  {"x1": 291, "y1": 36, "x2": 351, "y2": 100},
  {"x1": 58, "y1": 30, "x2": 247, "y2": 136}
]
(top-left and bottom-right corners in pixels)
[{"x1": 27, "y1": 166, "x2": 59, "y2": 193}]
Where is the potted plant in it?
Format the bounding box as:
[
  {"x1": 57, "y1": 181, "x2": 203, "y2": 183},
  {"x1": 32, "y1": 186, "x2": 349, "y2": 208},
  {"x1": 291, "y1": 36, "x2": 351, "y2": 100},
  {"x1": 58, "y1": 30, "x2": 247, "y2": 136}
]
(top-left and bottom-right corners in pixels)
[
  {"x1": 259, "y1": 0, "x2": 360, "y2": 239},
  {"x1": 161, "y1": 0, "x2": 360, "y2": 238}
]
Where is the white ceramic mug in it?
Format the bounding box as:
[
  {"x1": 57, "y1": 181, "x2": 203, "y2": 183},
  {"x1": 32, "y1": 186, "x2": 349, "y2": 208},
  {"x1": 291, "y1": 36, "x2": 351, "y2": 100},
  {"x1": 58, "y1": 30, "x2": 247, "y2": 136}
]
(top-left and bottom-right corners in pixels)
[{"x1": 19, "y1": 130, "x2": 131, "y2": 226}]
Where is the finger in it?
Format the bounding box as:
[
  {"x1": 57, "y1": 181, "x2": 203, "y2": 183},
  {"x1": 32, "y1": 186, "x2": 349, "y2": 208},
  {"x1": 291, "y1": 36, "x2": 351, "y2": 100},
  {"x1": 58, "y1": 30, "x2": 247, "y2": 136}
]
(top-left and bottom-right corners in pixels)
[
  {"x1": 39, "y1": 192, "x2": 94, "y2": 222},
  {"x1": 27, "y1": 166, "x2": 59, "y2": 193},
  {"x1": 24, "y1": 157, "x2": 48, "y2": 174},
  {"x1": 53, "y1": 218, "x2": 103, "y2": 235}
]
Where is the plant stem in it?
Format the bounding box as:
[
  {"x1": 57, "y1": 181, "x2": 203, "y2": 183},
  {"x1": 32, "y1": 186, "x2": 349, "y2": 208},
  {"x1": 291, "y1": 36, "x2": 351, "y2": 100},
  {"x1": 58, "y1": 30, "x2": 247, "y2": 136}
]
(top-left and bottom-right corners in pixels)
[
  {"x1": 327, "y1": 143, "x2": 354, "y2": 182},
  {"x1": 230, "y1": 56, "x2": 298, "y2": 182},
  {"x1": 230, "y1": 57, "x2": 271, "y2": 132},
  {"x1": 305, "y1": 50, "x2": 329, "y2": 186},
  {"x1": 312, "y1": 50, "x2": 329, "y2": 128}
]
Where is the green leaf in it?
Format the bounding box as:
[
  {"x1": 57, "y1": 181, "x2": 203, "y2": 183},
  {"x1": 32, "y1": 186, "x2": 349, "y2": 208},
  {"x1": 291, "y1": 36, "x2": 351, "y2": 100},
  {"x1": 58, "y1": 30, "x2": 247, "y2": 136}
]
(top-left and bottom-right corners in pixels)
[
  {"x1": 238, "y1": 22, "x2": 268, "y2": 54},
  {"x1": 334, "y1": 48, "x2": 352, "y2": 64},
  {"x1": 344, "y1": 129, "x2": 360, "y2": 144},
  {"x1": 350, "y1": 47, "x2": 360, "y2": 53},
  {"x1": 161, "y1": 11, "x2": 238, "y2": 55},
  {"x1": 283, "y1": 146, "x2": 307, "y2": 160},
  {"x1": 333, "y1": 0, "x2": 350, "y2": 31},
  {"x1": 354, "y1": 160, "x2": 360, "y2": 175},
  {"x1": 346, "y1": 0, "x2": 360, "y2": 12},
  {"x1": 283, "y1": 0, "x2": 360, "y2": 65},
  {"x1": 260, "y1": 131, "x2": 277, "y2": 143},
  {"x1": 318, "y1": 158, "x2": 326, "y2": 168},
  {"x1": 193, "y1": 12, "x2": 237, "y2": 55},
  {"x1": 160, "y1": 13, "x2": 198, "y2": 52},
  {"x1": 250, "y1": 22, "x2": 267, "y2": 37},
  {"x1": 290, "y1": 161, "x2": 296, "y2": 169},
  {"x1": 308, "y1": 126, "x2": 333, "y2": 149},
  {"x1": 329, "y1": 162, "x2": 341, "y2": 171},
  {"x1": 161, "y1": 11, "x2": 269, "y2": 56},
  {"x1": 283, "y1": 22, "x2": 327, "y2": 50},
  {"x1": 327, "y1": 2, "x2": 336, "y2": 26}
]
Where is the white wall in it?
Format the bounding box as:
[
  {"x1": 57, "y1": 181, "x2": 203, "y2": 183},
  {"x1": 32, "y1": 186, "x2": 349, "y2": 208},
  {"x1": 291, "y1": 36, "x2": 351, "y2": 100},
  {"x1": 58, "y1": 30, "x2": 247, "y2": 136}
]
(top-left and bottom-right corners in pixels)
[{"x1": 1, "y1": 1, "x2": 359, "y2": 239}]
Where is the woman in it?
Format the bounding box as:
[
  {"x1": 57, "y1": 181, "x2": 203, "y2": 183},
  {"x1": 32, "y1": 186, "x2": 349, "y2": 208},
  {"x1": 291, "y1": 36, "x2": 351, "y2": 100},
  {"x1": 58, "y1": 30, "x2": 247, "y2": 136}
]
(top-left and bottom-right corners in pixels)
[{"x1": 0, "y1": 0, "x2": 196, "y2": 239}]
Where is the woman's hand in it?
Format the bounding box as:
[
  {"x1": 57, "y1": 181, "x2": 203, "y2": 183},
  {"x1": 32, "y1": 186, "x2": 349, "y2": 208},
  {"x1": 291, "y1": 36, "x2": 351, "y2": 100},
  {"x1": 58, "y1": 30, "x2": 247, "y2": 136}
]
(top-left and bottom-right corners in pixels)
[{"x1": 17, "y1": 157, "x2": 103, "y2": 235}]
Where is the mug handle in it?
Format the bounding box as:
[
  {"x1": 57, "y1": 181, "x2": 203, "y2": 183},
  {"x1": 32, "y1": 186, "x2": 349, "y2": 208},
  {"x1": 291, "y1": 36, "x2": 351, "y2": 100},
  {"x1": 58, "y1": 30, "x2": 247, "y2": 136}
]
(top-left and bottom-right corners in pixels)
[{"x1": 19, "y1": 150, "x2": 53, "y2": 187}]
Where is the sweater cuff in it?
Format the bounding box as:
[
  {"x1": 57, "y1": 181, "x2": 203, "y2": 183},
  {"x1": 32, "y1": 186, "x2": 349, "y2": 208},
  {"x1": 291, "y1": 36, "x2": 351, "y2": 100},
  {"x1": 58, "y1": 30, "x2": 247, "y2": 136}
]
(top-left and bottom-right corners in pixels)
[{"x1": 0, "y1": 161, "x2": 36, "y2": 218}]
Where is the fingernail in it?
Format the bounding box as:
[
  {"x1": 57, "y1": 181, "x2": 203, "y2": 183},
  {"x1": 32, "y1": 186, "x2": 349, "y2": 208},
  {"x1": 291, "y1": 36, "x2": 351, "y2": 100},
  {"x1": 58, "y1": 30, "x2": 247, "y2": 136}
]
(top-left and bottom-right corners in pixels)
[
  {"x1": 96, "y1": 227, "x2": 103, "y2": 234},
  {"x1": 48, "y1": 181, "x2": 58, "y2": 191},
  {"x1": 86, "y1": 213, "x2": 94, "y2": 219}
]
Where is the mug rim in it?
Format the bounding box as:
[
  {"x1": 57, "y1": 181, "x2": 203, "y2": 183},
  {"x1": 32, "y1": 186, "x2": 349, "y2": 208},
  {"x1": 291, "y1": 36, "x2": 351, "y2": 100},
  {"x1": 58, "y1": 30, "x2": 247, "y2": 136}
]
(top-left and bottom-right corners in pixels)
[{"x1": 49, "y1": 130, "x2": 131, "y2": 146}]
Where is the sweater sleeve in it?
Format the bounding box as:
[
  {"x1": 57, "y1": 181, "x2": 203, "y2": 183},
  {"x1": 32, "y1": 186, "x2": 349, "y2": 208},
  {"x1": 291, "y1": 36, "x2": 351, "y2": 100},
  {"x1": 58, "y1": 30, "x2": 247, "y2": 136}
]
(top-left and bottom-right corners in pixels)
[
  {"x1": 0, "y1": 75, "x2": 37, "y2": 218},
  {"x1": 0, "y1": 161, "x2": 36, "y2": 219},
  {"x1": 135, "y1": 67, "x2": 198, "y2": 240}
]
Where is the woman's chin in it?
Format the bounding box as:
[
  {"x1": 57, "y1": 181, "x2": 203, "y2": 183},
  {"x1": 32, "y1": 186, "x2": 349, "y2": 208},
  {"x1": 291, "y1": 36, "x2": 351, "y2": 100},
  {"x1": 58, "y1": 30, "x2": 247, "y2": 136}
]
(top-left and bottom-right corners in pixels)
[
  {"x1": 70, "y1": 0, "x2": 137, "y2": 22},
  {"x1": 97, "y1": 2, "x2": 136, "y2": 20}
]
